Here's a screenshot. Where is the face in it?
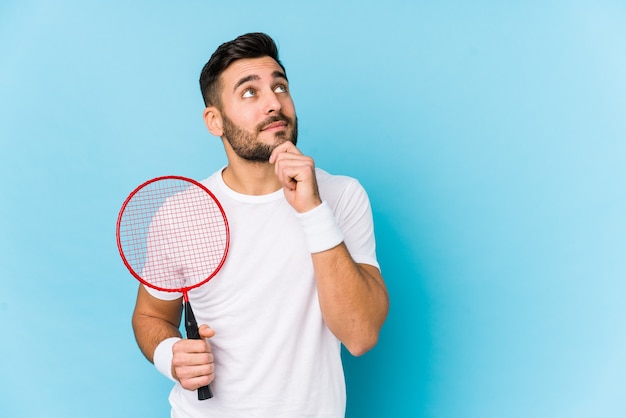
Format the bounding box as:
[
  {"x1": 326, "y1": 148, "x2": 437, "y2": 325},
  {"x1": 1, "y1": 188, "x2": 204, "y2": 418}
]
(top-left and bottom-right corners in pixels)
[{"x1": 215, "y1": 56, "x2": 298, "y2": 162}]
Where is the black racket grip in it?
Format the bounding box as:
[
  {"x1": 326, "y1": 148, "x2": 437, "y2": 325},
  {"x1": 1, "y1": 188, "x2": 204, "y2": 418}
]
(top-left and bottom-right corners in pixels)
[{"x1": 184, "y1": 302, "x2": 214, "y2": 400}]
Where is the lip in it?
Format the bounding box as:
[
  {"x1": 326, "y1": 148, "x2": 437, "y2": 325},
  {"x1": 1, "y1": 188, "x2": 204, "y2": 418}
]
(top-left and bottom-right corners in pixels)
[{"x1": 261, "y1": 121, "x2": 287, "y2": 131}]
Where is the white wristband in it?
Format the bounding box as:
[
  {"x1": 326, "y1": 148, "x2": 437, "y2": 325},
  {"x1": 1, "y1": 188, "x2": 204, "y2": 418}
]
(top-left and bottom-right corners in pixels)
[
  {"x1": 295, "y1": 201, "x2": 344, "y2": 253},
  {"x1": 153, "y1": 337, "x2": 181, "y2": 383}
]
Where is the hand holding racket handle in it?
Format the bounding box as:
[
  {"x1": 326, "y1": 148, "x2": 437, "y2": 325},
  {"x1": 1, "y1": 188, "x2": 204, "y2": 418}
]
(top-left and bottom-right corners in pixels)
[{"x1": 184, "y1": 301, "x2": 214, "y2": 400}]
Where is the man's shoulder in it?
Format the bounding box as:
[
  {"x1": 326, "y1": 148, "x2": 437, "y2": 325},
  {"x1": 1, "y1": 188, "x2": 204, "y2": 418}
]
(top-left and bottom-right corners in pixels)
[
  {"x1": 315, "y1": 167, "x2": 359, "y2": 187},
  {"x1": 315, "y1": 168, "x2": 366, "y2": 206}
]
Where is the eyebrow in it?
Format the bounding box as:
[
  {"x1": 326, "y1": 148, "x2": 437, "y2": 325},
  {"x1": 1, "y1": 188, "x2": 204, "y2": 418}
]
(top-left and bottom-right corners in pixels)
[
  {"x1": 233, "y1": 71, "x2": 289, "y2": 92},
  {"x1": 273, "y1": 70, "x2": 288, "y2": 81}
]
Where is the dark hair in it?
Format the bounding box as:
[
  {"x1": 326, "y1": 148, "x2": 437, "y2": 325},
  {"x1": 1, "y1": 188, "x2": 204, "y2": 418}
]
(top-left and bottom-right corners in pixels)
[{"x1": 199, "y1": 32, "x2": 286, "y2": 108}]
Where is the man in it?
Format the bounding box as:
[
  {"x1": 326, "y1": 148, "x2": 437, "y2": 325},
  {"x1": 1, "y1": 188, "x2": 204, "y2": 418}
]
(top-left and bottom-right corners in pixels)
[{"x1": 132, "y1": 32, "x2": 389, "y2": 417}]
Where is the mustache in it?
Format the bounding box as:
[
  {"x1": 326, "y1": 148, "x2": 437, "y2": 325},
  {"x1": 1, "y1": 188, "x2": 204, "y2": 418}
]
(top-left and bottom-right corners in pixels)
[{"x1": 257, "y1": 114, "x2": 293, "y2": 132}]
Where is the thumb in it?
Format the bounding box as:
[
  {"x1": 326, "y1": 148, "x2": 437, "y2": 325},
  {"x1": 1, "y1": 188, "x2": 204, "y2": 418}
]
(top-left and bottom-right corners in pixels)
[{"x1": 198, "y1": 324, "x2": 216, "y2": 339}]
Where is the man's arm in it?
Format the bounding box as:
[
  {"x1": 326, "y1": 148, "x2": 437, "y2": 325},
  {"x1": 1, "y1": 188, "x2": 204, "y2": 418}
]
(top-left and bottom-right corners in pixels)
[
  {"x1": 132, "y1": 284, "x2": 183, "y2": 363},
  {"x1": 269, "y1": 142, "x2": 389, "y2": 356},
  {"x1": 312, "y1": 246, "x2": 389, "y2": 356}
]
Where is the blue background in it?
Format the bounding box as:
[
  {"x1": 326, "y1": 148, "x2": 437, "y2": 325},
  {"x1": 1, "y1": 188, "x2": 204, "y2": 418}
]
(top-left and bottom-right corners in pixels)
[{"x1": 1, "y1": 1, "x2": 625, "y2": 417}]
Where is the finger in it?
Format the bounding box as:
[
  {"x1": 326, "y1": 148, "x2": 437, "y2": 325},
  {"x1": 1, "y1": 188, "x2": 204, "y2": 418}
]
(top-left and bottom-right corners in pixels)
[
  {"x1": 198, "y1": 324, "x2": 216, "y2": 339},
  {"x1": 174, "y1": 350, "x2": 214, "y2": 367},
  {"x1": 272, "y1": 152, "x2": 314, "y2": 175},
  {"x1": 180, "y1": 372, "x2": 215, "y2": 391},
  {"x1": 269, "y1": 141, "x2": 301, "y2": 163},
  {"x1": 173, "y1": 338, "x2": 211, "y2": 354},
  {"x1": 276, "y1": 159, "x2": 315, "y2": 188},
  {"x1": 176, "y1": 363, "x2": 215, "y2": 390}
]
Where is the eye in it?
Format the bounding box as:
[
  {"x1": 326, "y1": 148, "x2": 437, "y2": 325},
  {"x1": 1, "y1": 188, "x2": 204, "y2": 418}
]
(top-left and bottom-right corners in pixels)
[
  {"x1": 242, "y1": 88, "x2": 256, "y2": 98},
  {"x1": 274, "y1": 84, "x2": 288, "y2": 94}
]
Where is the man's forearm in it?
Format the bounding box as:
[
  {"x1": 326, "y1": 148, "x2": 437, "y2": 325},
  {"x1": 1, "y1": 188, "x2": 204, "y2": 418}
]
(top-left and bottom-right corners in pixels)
[
  {"x1": 132, "y1": 285, "x2": 183, "y2": 363},
  {"x1": 312, "y1": 243, "x2": 389, "y2": 356},
  {"x1": 132, "y1": 314, "x2": 182, "y2": 363}
]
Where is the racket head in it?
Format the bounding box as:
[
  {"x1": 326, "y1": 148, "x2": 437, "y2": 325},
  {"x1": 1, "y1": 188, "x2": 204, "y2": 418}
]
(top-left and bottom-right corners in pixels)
[{"x1": 116, "y1": 176, "x2": 229, "y2": 294}]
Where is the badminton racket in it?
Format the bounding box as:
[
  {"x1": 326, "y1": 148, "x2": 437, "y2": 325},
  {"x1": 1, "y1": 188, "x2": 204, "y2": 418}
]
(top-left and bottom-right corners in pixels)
[{"x1": 116, "y1": 175, "x2": 229, "y2": 400}]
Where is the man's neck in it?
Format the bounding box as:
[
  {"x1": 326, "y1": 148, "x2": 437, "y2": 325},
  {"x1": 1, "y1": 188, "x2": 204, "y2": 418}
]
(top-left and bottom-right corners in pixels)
[{"x1": 221, "y1": 158, "x2": 282, "y2": 196}]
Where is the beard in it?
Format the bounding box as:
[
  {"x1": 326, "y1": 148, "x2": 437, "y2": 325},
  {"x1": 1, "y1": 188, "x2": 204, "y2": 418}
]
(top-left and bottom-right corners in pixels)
[{"x1": 222, "y1": 112, "x2": 298, "y2": 162}]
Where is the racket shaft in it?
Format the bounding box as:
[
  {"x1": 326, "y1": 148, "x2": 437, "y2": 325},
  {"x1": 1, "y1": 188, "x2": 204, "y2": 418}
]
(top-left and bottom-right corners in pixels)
[{"x1": 184, "y1": 302, "x2": 213, "y2": 400}]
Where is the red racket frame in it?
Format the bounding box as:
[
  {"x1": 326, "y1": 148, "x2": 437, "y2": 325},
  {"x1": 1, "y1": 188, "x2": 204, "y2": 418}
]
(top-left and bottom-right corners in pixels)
[{"x1": 116, "y1": 175, "x2": 230, "y2": 299}]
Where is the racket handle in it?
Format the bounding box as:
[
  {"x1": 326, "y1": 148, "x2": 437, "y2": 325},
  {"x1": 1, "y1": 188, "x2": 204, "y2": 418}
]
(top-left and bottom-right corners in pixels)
[
  {"x1": 184, "y1": 302, "x2": 214, "y2": 400},
  {"x1": 197, "y1": 384, "x2": 213, "y2": 400}
]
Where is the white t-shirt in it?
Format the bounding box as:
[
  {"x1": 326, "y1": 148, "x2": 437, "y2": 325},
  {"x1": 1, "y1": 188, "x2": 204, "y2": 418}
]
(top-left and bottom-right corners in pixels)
[{"x1": 145, "y1": 168, "x2": 379, "y2": 417}]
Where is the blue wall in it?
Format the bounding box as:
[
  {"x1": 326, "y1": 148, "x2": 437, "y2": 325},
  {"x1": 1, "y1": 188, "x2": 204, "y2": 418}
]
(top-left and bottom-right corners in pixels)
[{"x1": 1, "y1": 1, "x2": 625, "y2": 417}]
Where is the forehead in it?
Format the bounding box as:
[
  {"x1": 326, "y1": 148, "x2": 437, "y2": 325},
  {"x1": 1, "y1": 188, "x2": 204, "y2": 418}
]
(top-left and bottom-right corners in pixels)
[{"x1": 220, "y1": 56, "x2": 285, "y2": 89}]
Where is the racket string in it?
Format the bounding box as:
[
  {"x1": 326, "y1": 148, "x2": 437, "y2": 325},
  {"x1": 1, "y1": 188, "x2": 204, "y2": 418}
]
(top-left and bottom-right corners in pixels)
[{"x1": 118, "y1": 178, "x2": 228, "y2": 291}]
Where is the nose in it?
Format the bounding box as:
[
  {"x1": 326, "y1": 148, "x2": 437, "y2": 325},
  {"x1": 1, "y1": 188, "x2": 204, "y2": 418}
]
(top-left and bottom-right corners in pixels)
[{"x1": 265, "y1": 91, "x2": 282, "y2": 114}]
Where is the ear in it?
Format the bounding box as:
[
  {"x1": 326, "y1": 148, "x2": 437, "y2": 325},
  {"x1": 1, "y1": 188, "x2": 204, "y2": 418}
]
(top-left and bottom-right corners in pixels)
[{"x1": 203, "y1": 106, "x2": 224, "y2": 137}]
